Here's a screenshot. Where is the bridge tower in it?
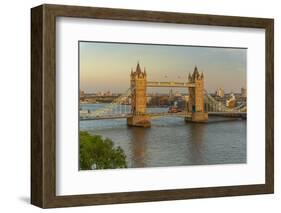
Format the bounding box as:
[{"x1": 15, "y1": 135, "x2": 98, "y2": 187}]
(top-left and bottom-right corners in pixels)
[
  {"x1": 186, "y1": 66, "x2": 208, "y2": 122},
  {"x1": 127, "y1": 62, "x2": 151, "y2": 127}
]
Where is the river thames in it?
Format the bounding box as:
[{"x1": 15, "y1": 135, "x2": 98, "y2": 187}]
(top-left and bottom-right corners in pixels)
[{"x1": 80, "y1": 104, "x2": 246, "y2": 168}]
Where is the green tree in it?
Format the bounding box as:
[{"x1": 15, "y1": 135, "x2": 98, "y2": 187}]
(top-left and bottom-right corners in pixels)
[{"x1": 79, "y1": 131, "x2": 127, "y2": 170}]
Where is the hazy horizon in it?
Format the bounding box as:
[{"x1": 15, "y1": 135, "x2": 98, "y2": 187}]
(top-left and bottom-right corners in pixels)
[{"x1": 79, "y1": 41, "x2": 247, "y2": 94}]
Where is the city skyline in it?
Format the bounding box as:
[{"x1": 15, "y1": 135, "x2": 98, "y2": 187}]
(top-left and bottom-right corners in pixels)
[{"x1": 80, "y1": 41, "x2": 247, "y2": 93}]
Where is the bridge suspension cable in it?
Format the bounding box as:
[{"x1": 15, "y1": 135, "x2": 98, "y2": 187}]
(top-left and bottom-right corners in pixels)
[
  {"x1": 81, "y1": 87, "x2": 133, "y2": 118},
  {"x1": 204, "y1": 90, "x2": 247, "y2": 113}
]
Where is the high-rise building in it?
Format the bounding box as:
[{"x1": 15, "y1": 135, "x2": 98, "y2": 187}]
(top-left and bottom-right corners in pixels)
[
  {"x1": 241, "y1": 87, "x2": 247, "y2": 98},
  {"x1": 226, "y1": 93, "x2": 236, "y2": 108},
  {"x1": 215, "y1": 88, "x2": 224, "y2": 98},
  {"x1": 168, "y1": 89, "x2": 174, "y2": 100}
]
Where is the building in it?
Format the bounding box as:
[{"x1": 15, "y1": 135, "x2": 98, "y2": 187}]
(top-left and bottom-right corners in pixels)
[
  {"x1": 104, "y1": 91, "x2": 112, "y2": 96},
  {"x1": 215, "y1": 87, "x2": 225, "y2": 98},
  {"x1": 146, "y1": 96, "x2": 152, "y2": 104},
  {"x1": 226, "y1": 93, "x2": 236, "y2": 108},
  {"x1": 241, "y1": 87, "x2": 247, "y2": 98},
  {"x1": 169, "y1": 89, "x2": 174, "y2": 98},
  {"x1": 80, "y1": 90, "x2": 85, "y2": 97},
  {"x1": 168, "y1": 89, "x2": 174, "y2": 102},
  {"x1": 97, "y1": 91, "x2": 103, "y2": 96},
  {"x1": 174, "y1": 91, "x2": 181, "y2": 97}
]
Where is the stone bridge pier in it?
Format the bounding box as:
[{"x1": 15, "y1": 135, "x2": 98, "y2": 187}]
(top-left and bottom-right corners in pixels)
[
  {"x1": 127, "y1": 62, "x2": 151, "y2": 127},
  {"x1": 185, "y1": 66, "x2": 208, "y2": 123}
]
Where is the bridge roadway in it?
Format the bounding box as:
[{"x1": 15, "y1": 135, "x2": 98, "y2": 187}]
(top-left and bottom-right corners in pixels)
[
  {"x1": 80, "y1": 112, "x2": 246, "y2": 121},
  {"x1": 208, "y1": 112, "x2": 247, "y2": 118},
  {"x1": 80, "y1": 112, "x2": 191, "y2": 121}
]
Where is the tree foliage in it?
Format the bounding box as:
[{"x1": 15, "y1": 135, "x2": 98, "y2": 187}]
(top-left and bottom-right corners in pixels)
[{"x1": 79, "y1": 131, "x2": 127, "y2": 170}]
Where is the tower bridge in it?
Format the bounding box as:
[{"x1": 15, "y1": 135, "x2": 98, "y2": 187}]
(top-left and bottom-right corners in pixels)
[{"x1": 80, "y1": 62, "x2": 247, "y2": 127}]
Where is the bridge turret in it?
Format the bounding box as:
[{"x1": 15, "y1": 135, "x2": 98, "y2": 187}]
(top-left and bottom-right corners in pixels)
[
  {"x1": 127, "y1": 62, "x2": 151, "y2": 127},
  {"x1": 136, "y1": 61, "x2": 141, "y2": 70},
  {"x1": 186, "y1": 66, "x2": 208, "y2": 122},
  {"x1": 131, "y1": 62, "x2": 147, "y2": 79},
  {"x1": 188, "y1": 73, "x2": 192, "y2": 81},
  {"x1": 189, "y1": 65, "x2": 204, "y2": 82},
  {"x1": 193, "y1": 65, "x2": 199, "y2": 79}
]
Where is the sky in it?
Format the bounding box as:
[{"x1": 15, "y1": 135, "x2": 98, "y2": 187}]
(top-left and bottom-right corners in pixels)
[{"x1": 79, "y1": 41, "x2": 246, "y2": 94}]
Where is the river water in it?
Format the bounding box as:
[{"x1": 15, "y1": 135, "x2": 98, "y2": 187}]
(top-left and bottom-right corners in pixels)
[{"x1": 80, "y1": 103, "x2": 246, "y2": 168}]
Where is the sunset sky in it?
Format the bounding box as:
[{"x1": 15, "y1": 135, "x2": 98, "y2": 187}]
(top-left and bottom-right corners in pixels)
[{"x1": 79, "y1": 41, "x2": 246, "y2": 94}]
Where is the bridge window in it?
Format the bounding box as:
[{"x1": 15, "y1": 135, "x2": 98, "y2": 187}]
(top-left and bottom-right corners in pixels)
[{"x1": 192, "y1": 105, "x2": 196, "y2": 112}]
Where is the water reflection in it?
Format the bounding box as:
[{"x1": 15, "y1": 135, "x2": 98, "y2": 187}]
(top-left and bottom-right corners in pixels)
[
  {"x1": 128, "y1": 127, "x2": 148, "y2": 168},
  {"x1": 187, "y1": 123, "x2": 206, "y2": 164}
]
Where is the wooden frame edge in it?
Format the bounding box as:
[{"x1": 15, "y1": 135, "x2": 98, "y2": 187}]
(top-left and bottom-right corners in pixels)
[
  {"x1": 31, "y1": 5, "x2": 44, "y2": 207},
  {"x1": 265, "y1": 19, "x2": 274, "y2": 194},
  {"x1": 31, "y1": 4, "x2": 274, "y2": 208}
]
